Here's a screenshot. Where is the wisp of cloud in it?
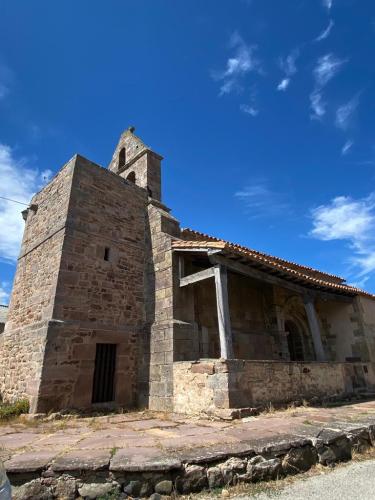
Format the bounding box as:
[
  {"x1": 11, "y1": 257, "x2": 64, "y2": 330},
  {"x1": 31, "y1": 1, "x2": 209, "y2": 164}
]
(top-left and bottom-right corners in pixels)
[{"x1": 309, "y1": 193, "x2": 375, "y2": 285}]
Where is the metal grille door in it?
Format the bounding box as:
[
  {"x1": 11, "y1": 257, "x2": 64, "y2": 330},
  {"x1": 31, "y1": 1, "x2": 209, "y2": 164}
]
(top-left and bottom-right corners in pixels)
[{"x1": 92, "y1": 343, "x2": 117, "y2": 403}]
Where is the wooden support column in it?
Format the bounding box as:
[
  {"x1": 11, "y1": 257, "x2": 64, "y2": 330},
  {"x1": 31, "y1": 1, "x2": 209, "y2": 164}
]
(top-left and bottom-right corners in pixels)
[
  {"x1": 214, "y1": 265, "x2": 234, "y2": 359},
  {"x1": 304, "y1": 297, "x2": 326, "y2": 362}
]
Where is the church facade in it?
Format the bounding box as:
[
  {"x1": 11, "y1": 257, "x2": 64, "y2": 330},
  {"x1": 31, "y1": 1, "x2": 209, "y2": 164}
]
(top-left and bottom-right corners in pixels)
[{"x1": 1, "y1": 128, "x2": 375, "y2": 415}]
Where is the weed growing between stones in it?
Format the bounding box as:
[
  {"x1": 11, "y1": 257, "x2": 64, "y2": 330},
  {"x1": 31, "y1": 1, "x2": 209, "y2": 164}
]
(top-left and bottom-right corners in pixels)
[
  {"x1": 0, "y1": 399, "x2": 29, "y2": 420},
  {"x1": 96, "y1": 492, "x2": 120, "y2": 500},
  {"x1": 260, "y1": 403, "x2": 275, "y2": 415},
  {"x1": 302, "y1": 420, "x2": 314, "y2": 425},
  {"x1": 89, "y1": 417, "x2": 107, "y2": 431}
]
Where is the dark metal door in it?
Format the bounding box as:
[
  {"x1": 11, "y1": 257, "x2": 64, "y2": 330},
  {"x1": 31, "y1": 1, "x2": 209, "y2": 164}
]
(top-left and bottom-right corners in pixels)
[{"x1": 92, "y1": 343, "x2": 117, "y2": 403}]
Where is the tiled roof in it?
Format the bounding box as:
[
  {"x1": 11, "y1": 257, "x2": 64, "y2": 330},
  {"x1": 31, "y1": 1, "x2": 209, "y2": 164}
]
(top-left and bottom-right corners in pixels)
[
  {"x1": 0, "y1": 305, "x2": 8, "y2": 324},
  {"x1": 172, "y1": 228, "x2": 375, "y2": 299}
]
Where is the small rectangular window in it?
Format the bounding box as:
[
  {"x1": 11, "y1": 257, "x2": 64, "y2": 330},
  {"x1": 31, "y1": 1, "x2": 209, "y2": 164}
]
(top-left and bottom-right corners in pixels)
[{"x1": 104, "y1": 247, "x2": 110, "y2": 261}]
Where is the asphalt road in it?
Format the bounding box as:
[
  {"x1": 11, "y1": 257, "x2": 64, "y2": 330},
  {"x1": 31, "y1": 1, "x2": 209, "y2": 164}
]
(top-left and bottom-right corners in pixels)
[{"x1": 235, "y1": 459, "x2": 375, "y2": 500}]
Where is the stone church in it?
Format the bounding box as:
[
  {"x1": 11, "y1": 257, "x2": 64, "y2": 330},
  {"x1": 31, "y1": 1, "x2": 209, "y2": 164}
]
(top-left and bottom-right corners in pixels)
[{"x1": 1, "y1": 128, "x2": 375, "y2": 415}]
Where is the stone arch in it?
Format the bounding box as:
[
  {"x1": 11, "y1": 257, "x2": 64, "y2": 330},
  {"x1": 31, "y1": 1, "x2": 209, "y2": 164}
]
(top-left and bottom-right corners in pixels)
[
  {"x1": 283, "y1": 295, "x2": 315, "y2": 361},
  {"x1": 285, "y1": 319, "x2": 304, "y2": 361},
  {"x1": 126, "y1": 171, "x2": 136, "y2": 183}
]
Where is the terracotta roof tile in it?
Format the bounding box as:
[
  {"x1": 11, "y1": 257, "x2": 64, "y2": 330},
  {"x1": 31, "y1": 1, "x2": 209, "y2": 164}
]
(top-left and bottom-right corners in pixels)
[{"x1": 172, "y1": 229, "x2": 375, "y2": 299}]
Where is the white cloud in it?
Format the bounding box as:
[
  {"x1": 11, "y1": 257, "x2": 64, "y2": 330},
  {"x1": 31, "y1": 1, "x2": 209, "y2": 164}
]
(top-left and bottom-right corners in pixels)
[
  {"x1": 341, "y1": 140, "x2": 353, "y2": 155},
  {"x1": 240, "y1": 88, "x2": 259, "y2": 116},
  {"x1": 335, "y1": 95, "x2": 359, "y2": 130},
  {"x1": 235, "y1": 181, "x2": 290, "y2": 218},
  {"x1": 313, "y1": 53, "x2": 347, "y2": 88},
  {"x1": 0, "y1": 144, "x2": 51, "y2": 262},
  {"x1": 310, "y1": 195, "x2": 374, "y2": 241},
  {"x1": 279, "y1": 49, "x2": 299, "y2": 77},
  {"x1": 277, "y1": 49, "x2": 299, "y2": 91},
  {"x1": 315, "y1": 19, "x2": 334, "y2": 42},
  {"x1": 240, "y1": 103, "x2": 258, "y2": 116},
  {"x1": 309, "y1": 193, "x2": 375, "y2": 284},
  {"x1": 323, "y1": 0, "x2": 333, "y2": 10},
  {"x1": 212, "y1": 32, "x2": 261, "y2": 96},
  {"x1": 310, "y1": 91, "x2": 326, "y2": 119},
  {"x1": 277, "y1": 78, "x2": 290, "y2": 91},
  {"x1": 310, "y1": 54, "x2": 347, "y2": 119}
]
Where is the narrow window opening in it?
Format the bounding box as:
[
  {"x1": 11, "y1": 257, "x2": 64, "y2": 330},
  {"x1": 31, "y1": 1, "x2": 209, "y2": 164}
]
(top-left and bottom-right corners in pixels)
[
  {"x1": 126, "y1": 171, "x2": 136, "y2": 183},
  {"x1": 118, "y1": 147, "x2": 126, "y2": 169},
  {"x1": 104, "y1": 247, "x2": 110, "y2": 261}
]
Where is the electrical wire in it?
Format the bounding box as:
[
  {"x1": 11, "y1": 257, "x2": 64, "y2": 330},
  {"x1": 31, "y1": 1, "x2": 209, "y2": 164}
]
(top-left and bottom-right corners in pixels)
[{"x1": 0, "y1": 196, "x2": 30, "y2": 206}]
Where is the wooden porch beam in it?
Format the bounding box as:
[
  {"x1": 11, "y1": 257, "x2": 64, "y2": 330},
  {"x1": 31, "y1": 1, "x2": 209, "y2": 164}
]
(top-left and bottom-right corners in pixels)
[
  {"x1": 179, "y1": 266, "x2": 216, "y2": 287},
  {"x1": 209, "y1": 253, "x2": 353, "y2": 303}
]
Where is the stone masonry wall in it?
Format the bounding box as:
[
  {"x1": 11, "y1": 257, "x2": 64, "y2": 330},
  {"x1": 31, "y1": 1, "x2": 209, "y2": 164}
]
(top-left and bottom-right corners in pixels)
[
  {"x1": 108, "y1": 129, "x2": 162, "y2": 201},
  {"x1": 36, "y1": 156, "x2": 147, "y2": 411},
  {"x1": 356, "y1": 296, "x2": 375, "y2": 362},
  {"x1": 173, "y1": 359, "x2": 374, "y2": 415},
  {"x1": 0, "y1": 154, "x2": 148, "y2": 412},
  {"x1": 0, "y1": 159, "x2": 75, "y2": 407},
  {"x1": 141, "y1": 201, "x2": 180, "y2": 411},
  {"x1": 6, "y1": 159, "x2": 75, "y2": 330}
]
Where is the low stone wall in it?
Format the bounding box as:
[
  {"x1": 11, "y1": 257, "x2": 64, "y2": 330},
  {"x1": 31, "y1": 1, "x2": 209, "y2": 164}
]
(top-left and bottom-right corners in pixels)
[
  {"x1": 8, "y1": 418, "x2": 375, "y2": 499},
  {"x1": 173, "y1": 359, "x2": 375, "y2": 415}
]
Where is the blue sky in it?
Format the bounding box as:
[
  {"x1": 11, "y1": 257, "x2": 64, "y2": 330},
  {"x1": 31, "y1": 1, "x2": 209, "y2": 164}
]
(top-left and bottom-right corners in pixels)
[{"x1": 1, "y1": 0, "x2": 375, "y2": 303}]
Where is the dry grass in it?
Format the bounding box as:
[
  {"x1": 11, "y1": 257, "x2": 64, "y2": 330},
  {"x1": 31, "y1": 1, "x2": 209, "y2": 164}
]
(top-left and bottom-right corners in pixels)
[
  {"x1": 88, "y1": 417, "x2": 106, "y2": 431},
  {"x1": 259, "y1": 403, "x2": 276, "y2": 416},
  {"x1": 259, "y1": 401, "x2": 305, "y2": 418}
]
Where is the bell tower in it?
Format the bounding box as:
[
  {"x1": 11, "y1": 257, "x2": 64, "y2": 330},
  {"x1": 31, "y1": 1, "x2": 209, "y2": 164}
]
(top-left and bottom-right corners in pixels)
[{"x1": 108, "y1": 127, "x2": 163, "y2": 201}]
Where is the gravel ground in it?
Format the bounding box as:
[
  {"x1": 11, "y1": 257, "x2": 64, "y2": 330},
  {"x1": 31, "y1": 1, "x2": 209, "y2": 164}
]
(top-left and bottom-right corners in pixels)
[{"x1": 234, "y1": 459, "x2": 375, "y2": 500}]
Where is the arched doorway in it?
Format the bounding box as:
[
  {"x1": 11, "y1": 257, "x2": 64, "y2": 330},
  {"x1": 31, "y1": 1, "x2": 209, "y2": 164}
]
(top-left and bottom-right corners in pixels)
[{"x1": 285, "y1": 319, "x2": 304, "y2": 361}]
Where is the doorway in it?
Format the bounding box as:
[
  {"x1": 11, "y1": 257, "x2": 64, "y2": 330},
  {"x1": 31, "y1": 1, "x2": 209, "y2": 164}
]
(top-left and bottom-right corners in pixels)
[
  {"x1": 285, "y1": 320, "x2": 305, "y2": 361},
  {"x1": 92, "y1": 343, "x2": 117, "y2": 403}
]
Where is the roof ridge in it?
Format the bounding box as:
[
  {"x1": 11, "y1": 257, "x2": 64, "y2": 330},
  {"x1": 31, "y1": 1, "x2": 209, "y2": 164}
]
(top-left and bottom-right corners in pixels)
[{"x1": 181, "y1": 228, "x2": 345, "y2": 282}]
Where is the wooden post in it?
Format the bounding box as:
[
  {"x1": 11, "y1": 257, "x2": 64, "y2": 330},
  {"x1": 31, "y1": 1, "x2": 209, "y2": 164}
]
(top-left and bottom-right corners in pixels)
[
  {"x1": 304, "y1": 297, "x2": 326, "y2": 362},
  {"x1": 178, "y1": 256, "x2": 185, "y2": 280},
  {"x1": 214, "y1": 265, "x2": 234, "y2": 359}
]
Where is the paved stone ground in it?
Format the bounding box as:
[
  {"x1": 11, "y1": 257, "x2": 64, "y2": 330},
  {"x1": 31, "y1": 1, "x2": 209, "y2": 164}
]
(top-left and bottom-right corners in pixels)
[
  {"x1": 233, "y1": 459, "x2": 375, "y2": 499},
  {"x1": 1, "y1": 400, "x2": 375, "y2": 474}
]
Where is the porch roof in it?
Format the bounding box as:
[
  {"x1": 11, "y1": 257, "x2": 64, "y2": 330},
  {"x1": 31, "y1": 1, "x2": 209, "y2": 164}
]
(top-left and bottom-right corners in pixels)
[{"x1": 172, "y1": 228, "x2": 375, "y2": 299}]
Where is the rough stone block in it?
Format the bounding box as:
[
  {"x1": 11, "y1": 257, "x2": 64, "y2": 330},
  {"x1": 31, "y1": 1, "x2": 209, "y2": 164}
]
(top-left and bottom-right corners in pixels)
[
  {"x1": 205, "y1": 466, "x2": 223, "y2": 490},
  {"x1": 282, "y1": 446, "x2": 318, "y2": 474},
  {"x1": 176, "y1": 464, "x2": 208, "y2": 494},
  {"x1": 154, "y1": 479, "x2": 173, "y2": 495},
  {"x1": 191, "y1": 363, "x2": 215, "y2": 375}
]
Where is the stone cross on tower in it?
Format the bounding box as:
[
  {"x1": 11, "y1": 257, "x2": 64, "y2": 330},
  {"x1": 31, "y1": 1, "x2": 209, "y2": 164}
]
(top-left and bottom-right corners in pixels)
[{"x1": 108, "y1": 127, "x2": 163, "y2": 201}]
